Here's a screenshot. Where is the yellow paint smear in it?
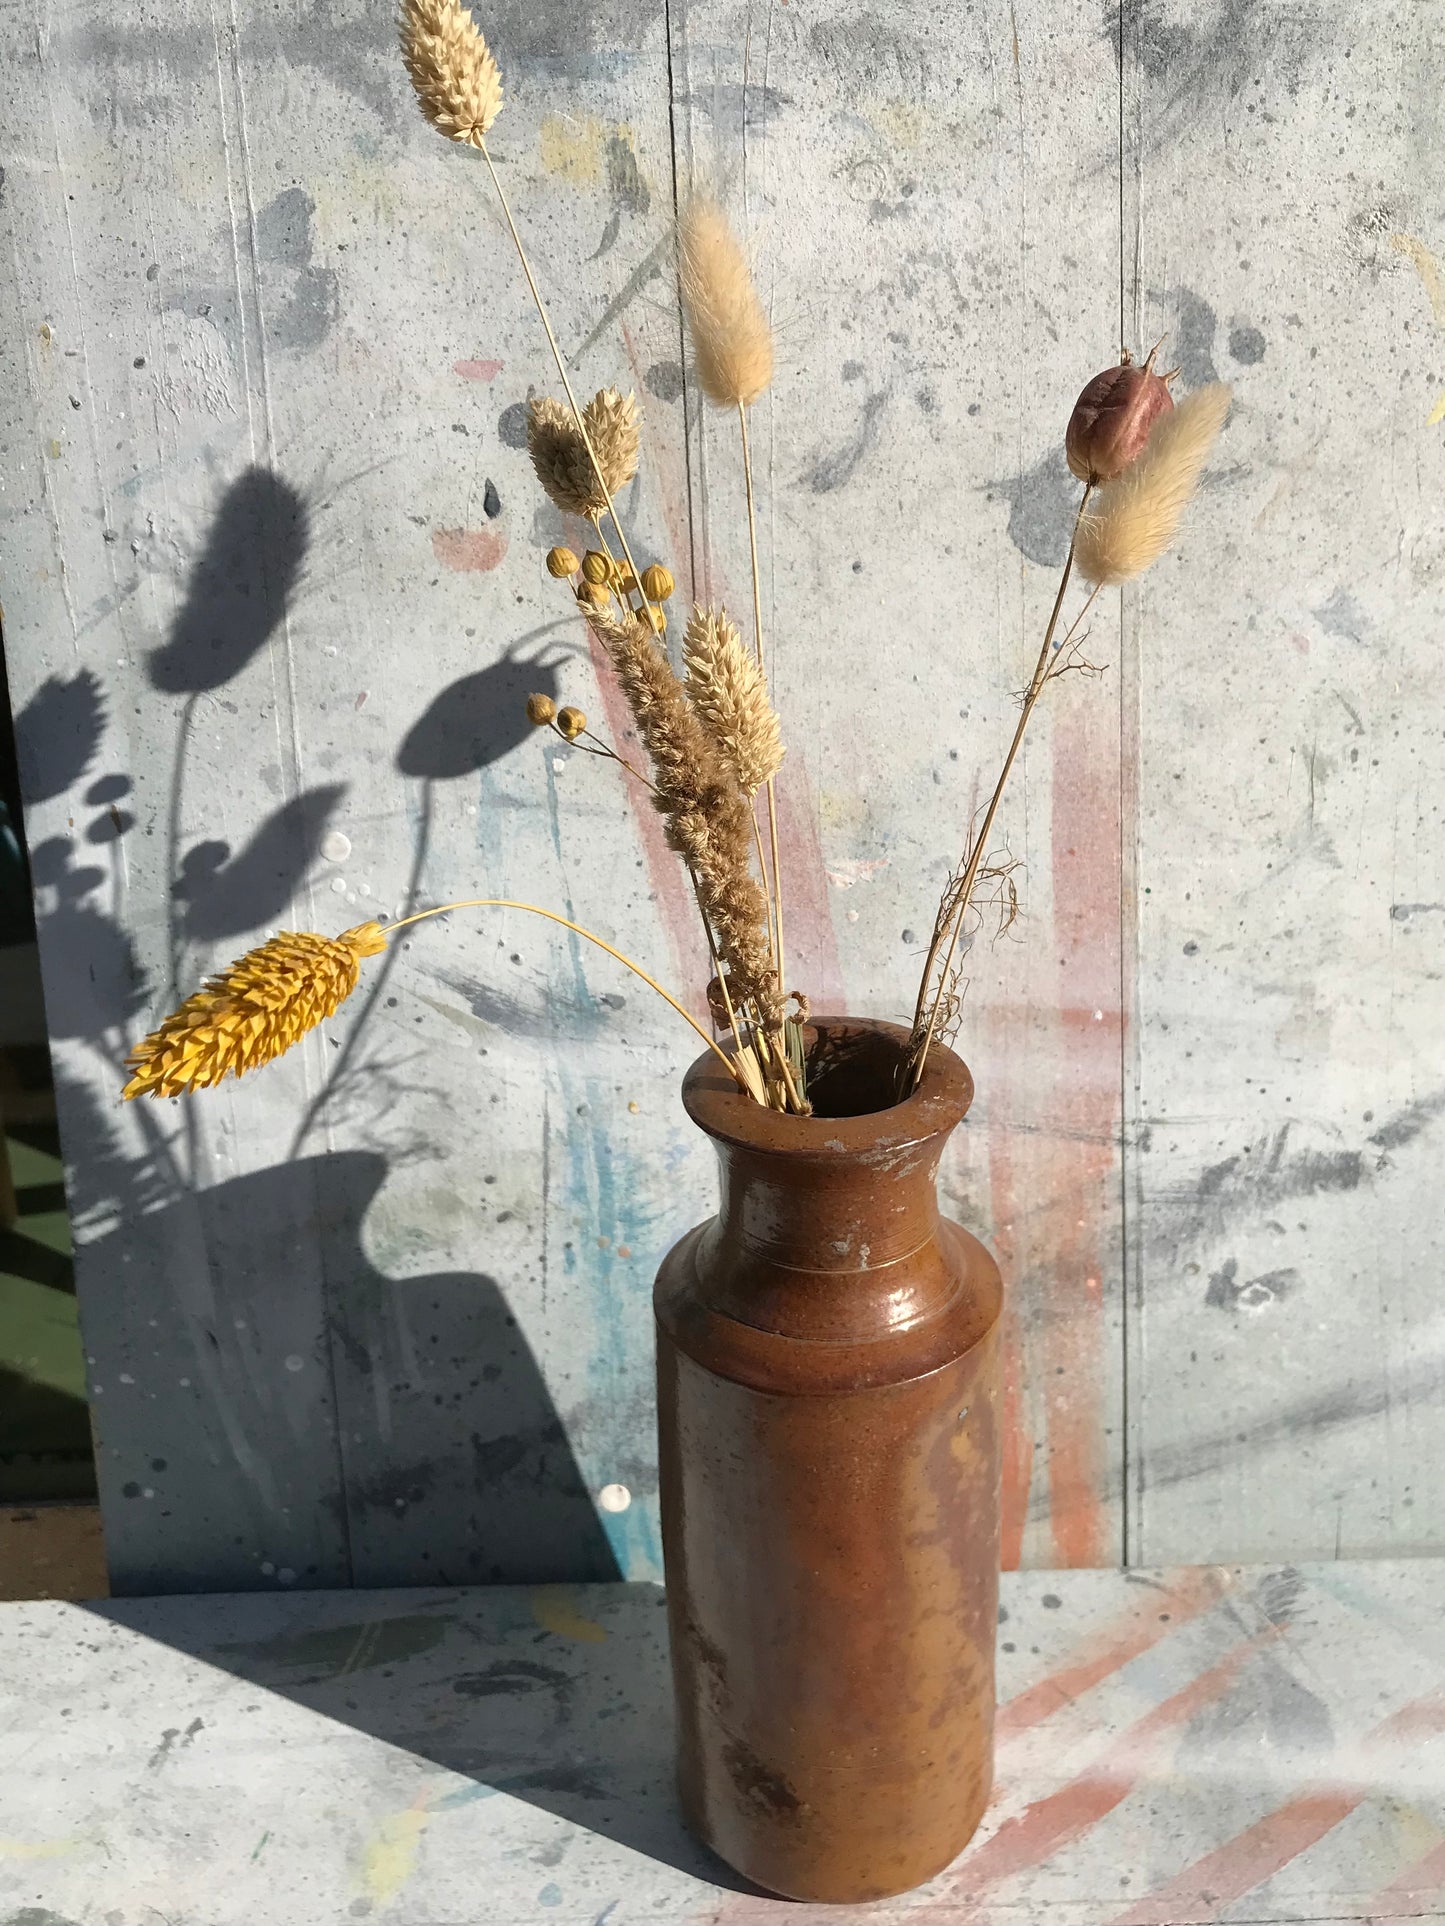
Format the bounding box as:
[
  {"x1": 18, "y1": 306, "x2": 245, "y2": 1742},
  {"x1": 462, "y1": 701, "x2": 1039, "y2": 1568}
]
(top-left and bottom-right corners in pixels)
[
  {"x1": 361, "y1": 1802, "x2": 430, "y2": 1907},
  {"x1": 1390, "y1": 232, "x2": 1445, "y2": 326},
  {"x1": 532, "y1": 1585, "x2": 609, "y2": 1643},
  {"x1": 539, "y1": 114, "x2": 633, "y2": 186},
  {"x1": 860, "y1": 96, "x2": 926, "y2": 150},
  {"x1": 0, "y1": 1836, "x2": 83, "y2": 1858},
  {"x1": 1428, "y1": 391, "x2": 1445, "y2": 427}
]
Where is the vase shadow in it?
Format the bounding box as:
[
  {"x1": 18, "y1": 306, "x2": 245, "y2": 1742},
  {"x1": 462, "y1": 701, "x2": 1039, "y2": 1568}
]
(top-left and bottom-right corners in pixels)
[{"x1": 79, "y1": 1580, "x2": 766, "y2": 1894}]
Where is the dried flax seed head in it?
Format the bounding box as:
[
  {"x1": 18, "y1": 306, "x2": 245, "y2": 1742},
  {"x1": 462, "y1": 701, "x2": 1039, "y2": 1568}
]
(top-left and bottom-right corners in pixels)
[
  {"x1": 678, "y1": 199, "x2": 773, "y2": 409},
  {"x1": 682, "y1": 604, "x2": 784, "y2": 795},
  {"x1": 122, "y1": 923, "x2": 389, "y2": 1100},
  {"x1": 527, "y1": 389, "x2": 641, "y2": 521},
  {"x1": 1074, "y1": 383, "x2": 1232, "y2": 586},
  {"x1": 398, "y1": 0, "x2": 503, "y2": 148}
]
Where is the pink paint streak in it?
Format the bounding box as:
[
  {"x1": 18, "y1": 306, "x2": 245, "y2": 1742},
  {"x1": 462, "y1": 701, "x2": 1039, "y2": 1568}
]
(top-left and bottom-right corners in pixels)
[
  {"x1": 453, "y1": 357, "x2": 504, "y2": 381},
  {"x1": 1109, "y1": 1690, "x2": 1445, "y2": 1926},
  {"x1": 947, "y1": 1633, "x2": 1272, "y2": 1914},
  {"x1": 431, "y1": 526, "x2": 508, "y2": 573},
  {"x1": 997, "y1": 1566, "x2": 1229, "y2": 1744},
  {"x1": 1042, "y1": 698, "x2": 1123, "y2": 1568}
]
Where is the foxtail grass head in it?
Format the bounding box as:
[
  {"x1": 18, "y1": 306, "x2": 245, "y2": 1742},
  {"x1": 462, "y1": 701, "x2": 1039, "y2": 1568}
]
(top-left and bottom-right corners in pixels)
[
  {"x1": 123, "y1": 923, "x2": 388, "y2": 1100},
  {"x1": 678, "y1": 199, "x2": 773, "y2": 409},
  {"x1": 399, "y1": 0, "x2": 503, "y2": 147},
  {"x1": 1074, "y1": 383, "x2": 1232, "y2": 586}
]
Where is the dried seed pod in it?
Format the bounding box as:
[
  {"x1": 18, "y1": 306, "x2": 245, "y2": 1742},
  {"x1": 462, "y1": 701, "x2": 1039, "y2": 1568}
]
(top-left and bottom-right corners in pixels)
[
  {"x1": 546, "y1": 545, "x2": 579, "y2": 579},
  {"x1": 556, "y1": 705, "x2": 587, "y2": 741},
  {"x1": 525, "y1": 692, "x2": 557, "y2": 725},
  {"x1": 644, "y1": 605, "x2": 667, "y2": 633},
  {"x1": 1065, "y1": 345, "x2": 1176, "y2": 486},
  {"x1": 641, "y1": 563, "x2": 675, "y2": 601},
  {"x1": 577, "y1": 580, "x2": 611, "y2": 610},
  {"x1": 581, "y1": 550, "x2": 611, "y2": 585}
]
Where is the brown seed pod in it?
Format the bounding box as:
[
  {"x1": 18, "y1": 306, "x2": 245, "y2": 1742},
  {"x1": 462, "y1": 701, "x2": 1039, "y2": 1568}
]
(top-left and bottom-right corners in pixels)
[
  {"x1": 641, "y1": 563, "x2": 675, "y2": 601},
  {"x1": 1065, "y1": 345, "x2": 1176, "y2": 486},
  {"x1": 581, "y1": 550, "x2": 611, "y2": 585},
  {"x1": 577, "y1": 580, "x2": 611, "y2": 610},
  {"x1": 525, "y1": 692, "x2": 557, "y2": 725},
  {"x1": 556, "y1": 705, "x2": 587, "y2": 741},
  {"x1": 546, "y1": 545, "x2": 579, "y2": 578},
  {"x1": 644, "y1": 604, "x2": 667, "y2": 633}
]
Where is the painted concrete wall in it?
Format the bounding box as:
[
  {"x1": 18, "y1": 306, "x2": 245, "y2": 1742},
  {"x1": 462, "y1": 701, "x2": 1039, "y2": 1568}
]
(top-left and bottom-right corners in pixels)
[{"x1": 0, "y1": 0, "x2": 1441, "y2": 1593}]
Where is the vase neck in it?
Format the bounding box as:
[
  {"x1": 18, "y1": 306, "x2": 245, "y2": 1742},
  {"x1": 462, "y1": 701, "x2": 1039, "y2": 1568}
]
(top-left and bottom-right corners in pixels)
[
  {"x1": 678, "y1": 1020, "x2": 977, "y2": 1343},
  {"x1": 697, "y1": 1132, "x2": 958, "y2": 1341}
]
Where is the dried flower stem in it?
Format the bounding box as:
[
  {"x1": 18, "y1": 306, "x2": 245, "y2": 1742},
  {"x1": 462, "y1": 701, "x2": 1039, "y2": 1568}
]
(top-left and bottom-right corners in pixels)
[
  {"x1": 738, "y1": 401, "x2": 786, "y2": 993},
  {"x1": 908, "y1": 483, "x2": 1095, "y2": 1091},
  {"x1": 388, "y1": 896, "x2": 748, "y2": 1088},
  {"x1": 476, "y1": 143, "x2": 660, "y2": 628}
]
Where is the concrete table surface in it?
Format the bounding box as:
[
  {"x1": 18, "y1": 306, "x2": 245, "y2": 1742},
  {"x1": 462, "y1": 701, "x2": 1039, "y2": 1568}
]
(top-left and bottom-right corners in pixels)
[{"x1": 3, "y1": 1562, "x2": 1444, "y2": 1925}]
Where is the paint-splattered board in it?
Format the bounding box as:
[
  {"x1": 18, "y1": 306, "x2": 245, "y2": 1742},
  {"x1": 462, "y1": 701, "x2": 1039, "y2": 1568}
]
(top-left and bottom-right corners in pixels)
[
  {"x1": 4, "y1": 1563, "x2": 1445, "y2": 1923},
  {"x1": 1, "y1": 0, "x2": 1443, "y2": 1595}
]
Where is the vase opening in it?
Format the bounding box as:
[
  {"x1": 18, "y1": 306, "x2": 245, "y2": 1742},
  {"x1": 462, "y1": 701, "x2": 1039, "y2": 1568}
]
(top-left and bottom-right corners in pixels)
[{"x1": 801, "y1": 1022, "x2": 911, "y2": 1119}]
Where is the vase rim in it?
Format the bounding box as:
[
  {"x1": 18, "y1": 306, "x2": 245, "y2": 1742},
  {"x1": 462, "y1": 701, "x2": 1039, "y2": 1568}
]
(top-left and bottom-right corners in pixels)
[{"x1": 680, "y1": 1015, "x2": 974, "y2": 1158}]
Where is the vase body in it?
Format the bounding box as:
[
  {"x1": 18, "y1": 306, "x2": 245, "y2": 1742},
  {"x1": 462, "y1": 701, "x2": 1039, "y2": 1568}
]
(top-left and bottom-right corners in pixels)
[{"x1": 655, "y1": 1019, "x2": 1003, "y2": 1904}]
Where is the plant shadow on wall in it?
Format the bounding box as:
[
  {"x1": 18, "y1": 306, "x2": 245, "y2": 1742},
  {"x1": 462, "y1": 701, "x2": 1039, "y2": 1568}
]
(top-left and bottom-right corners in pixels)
[{"x1": 12, "y1": 465, "x2": 612, "y2": 1593}]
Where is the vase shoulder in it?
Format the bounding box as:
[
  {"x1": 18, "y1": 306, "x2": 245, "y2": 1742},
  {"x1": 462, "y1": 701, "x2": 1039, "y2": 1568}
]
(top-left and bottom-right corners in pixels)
[{"x1": 655, "y1": 1216, "x2": 1002, "y2": 1396}]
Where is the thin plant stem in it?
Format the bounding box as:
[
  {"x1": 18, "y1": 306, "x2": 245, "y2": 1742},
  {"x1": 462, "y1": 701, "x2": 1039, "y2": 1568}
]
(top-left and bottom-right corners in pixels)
[
  {"x1": 738, "y1": 400, "x2": 785, "y2": 995},
  {"x1": 479, "y1": 144, "x2": 660, "y2": 630},
  {"x1": 568, "y1": 725, "x2": 657, "y2": 792},
  {"x1": 385, "y1": 896, "x2": 746, "y2": 1089},
  {"x1": 1044, "y1": 582, "x2": 1105, "y2": 680},
  {"x1": 908, "y1": 484, "x2": 1094, "y2": 1091},
  {"x1": 688, "y1": 874, "x2": 757, "y2": 1092},
  {"x1": 749, "y1": 806, "x2": 779, "y2": 982}
]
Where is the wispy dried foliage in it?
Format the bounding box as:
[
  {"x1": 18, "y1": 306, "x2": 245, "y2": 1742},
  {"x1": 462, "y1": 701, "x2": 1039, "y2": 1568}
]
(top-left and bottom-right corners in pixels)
[{"x1": 585, "y1": 607, "x2": 778, "y2": 1017}]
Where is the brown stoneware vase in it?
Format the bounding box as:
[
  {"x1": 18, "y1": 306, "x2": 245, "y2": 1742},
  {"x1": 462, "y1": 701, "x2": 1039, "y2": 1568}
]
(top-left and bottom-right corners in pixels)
[{"x1": 655, "y1": 1018, "x2": 1004, "y2": 1903}]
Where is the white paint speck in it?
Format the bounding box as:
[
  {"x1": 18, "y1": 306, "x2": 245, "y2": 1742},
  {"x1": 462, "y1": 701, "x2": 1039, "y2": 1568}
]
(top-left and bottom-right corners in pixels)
[
  {"x1": 260, "y1": 1560, "x2": 276, "y2": 1575},
  {"x1": 1093, "y1": 1009, "x2": 1104, "y2": 1021},
  {"x1": 321, "y1": 830, "x2": 352, "y2": 863},
  {"x1": 284, "y1": 1354, "x2": 304, "y2": 1373},
  {"x1": 553, "y1": 756, "x2": 566, "y2": 773},
  {"x1": 330, "y1": 876, "x2": 349, "y2": 895},
  {"x1": 178, "y1": 1377, "x2": 190, "y2": 1388},
  {"x1": 142, "y1": 1487, "x2": 155, "y2": 1499},
  {"x1": 119, "y1": 1373, "x2": 134, "y2": 1384},
  {"x1": 278, "y1": 1568, "x2": 297, "y2": 1586},
  {"x1": 598, "y1": 1483, "x2": 632, "y2": 1513}
]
